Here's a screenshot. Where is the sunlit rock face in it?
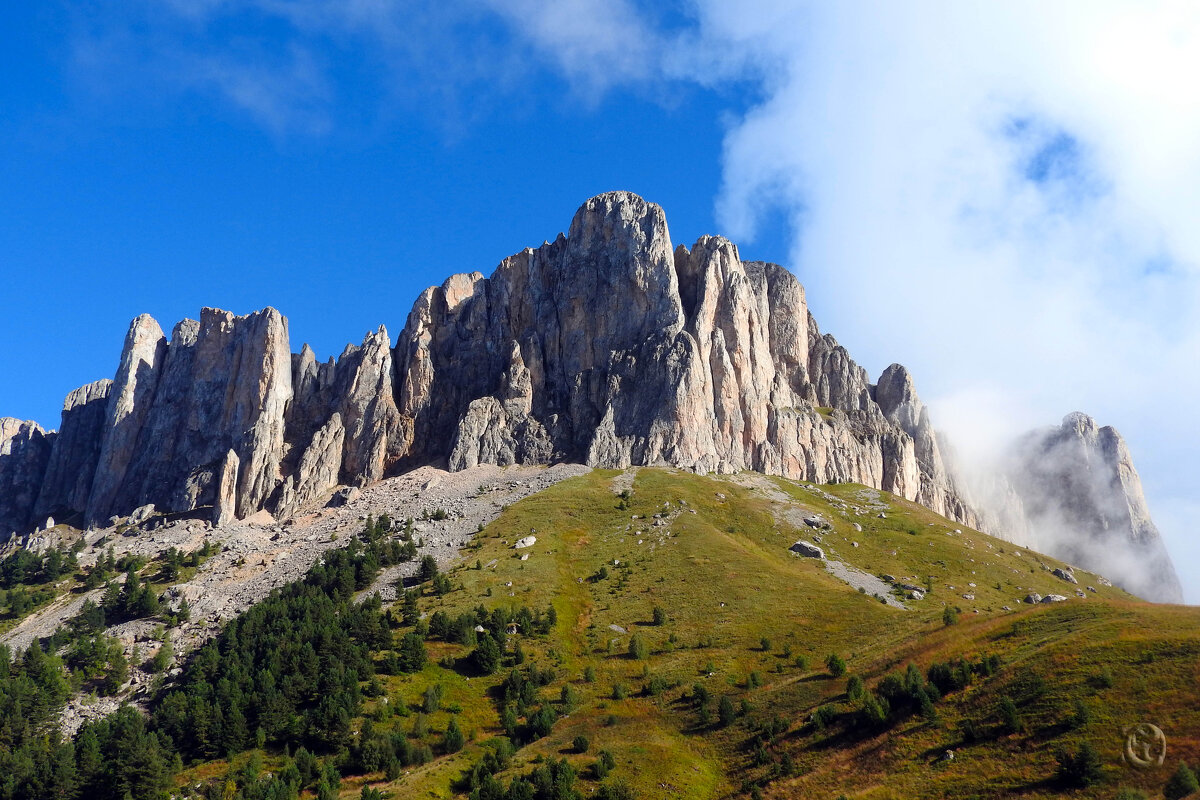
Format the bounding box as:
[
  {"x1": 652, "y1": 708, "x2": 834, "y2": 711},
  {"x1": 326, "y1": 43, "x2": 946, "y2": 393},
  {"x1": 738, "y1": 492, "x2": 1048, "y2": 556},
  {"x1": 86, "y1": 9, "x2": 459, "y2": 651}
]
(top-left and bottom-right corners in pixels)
[
  {"x1": 394, "y1": 191, "x2": 972, "y2": 524},
  {"x1": 4, "y1": 192, "x2": 1178, "y2": 605}
]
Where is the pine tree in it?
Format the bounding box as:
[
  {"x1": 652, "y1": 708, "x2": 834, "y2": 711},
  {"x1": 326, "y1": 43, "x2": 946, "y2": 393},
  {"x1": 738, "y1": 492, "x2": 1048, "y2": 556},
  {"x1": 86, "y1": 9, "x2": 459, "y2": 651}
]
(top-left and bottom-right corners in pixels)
[
  {"x1": 1164, "y1": 762, "x2": 1200, "y2": 800},
  {"x1": 401, "y1": 590, "x2": 420, "y2": 625},
  {"x1": 472, "y1": 634, "x2": 502, "y2": 675},
  {"x1": 718, "y1": 695, "x2": 736, "y2": 727},
  {"x1": 399, "y1": 632, "x2": 427, "y2": 673},
  {"x1": 443, "y1": 717, "x2": 465, "y2": 753}
]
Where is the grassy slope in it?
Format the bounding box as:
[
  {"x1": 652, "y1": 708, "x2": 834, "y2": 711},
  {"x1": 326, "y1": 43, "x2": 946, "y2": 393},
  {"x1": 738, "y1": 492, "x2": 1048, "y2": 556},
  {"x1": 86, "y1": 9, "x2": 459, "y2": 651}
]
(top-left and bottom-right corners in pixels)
[{"x1": 181, "y1": 467, "x2": 1197, "y2": 799}]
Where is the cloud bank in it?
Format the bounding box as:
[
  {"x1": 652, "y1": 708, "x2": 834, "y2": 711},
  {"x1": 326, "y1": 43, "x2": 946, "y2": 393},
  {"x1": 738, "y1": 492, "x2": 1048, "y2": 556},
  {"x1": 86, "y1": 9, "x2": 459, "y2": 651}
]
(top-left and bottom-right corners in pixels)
[
  {"x1": 73, "y1": 0, "x2": 1200, "y2": 600},
  {"x1": 491, "y1": 0, "x2": 1200, "y2": 601}
]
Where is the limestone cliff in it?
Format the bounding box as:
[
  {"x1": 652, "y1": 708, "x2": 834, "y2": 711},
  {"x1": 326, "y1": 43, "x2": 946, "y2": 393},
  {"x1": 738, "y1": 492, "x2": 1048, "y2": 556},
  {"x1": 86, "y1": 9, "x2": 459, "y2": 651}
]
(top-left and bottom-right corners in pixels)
[
  {"x1": 394, "y1": 193, "x2": 971, "y2": 526},
  {"x1": 0, "y1": 418, "x2": 51, "y2": 537},
  {"x1": 35, "y1": 379, "x2": 112, "y2": 522},
  {"x1": 0, "y1": 192, "x2": 1180, "y2": 604}
]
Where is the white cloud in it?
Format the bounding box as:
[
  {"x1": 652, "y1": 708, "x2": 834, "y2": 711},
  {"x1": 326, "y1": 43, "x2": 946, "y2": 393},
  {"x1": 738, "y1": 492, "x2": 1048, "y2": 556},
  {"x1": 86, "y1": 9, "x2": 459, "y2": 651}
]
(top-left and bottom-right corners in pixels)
[
  {"x1": 68, "y1": 0, "x2": 1200, "y2": 600},
  {"x1": 658, "y1": 0, "x2": 1200, "y2": 601},
  {"x1": 487, "y1": 0, "x2": 1200, "y2": 601}
]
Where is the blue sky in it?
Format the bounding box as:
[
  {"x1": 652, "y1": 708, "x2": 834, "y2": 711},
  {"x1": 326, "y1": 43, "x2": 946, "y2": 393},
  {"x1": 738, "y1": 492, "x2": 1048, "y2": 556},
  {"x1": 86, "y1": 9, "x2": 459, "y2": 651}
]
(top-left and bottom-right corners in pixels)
[
  {"x1": 3, "y1": 1, "x2": 1199, "y2": 601},
  {"x1": 0, "y1": 2, "x2": 780, "y2": 423}
]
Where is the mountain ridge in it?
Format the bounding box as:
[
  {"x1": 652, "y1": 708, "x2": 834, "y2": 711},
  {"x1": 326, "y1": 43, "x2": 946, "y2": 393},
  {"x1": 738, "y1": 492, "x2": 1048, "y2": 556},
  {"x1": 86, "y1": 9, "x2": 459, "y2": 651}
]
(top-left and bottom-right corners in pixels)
[{"x1": 0, "y1": 192, "x2": 1182, "y2": 602}]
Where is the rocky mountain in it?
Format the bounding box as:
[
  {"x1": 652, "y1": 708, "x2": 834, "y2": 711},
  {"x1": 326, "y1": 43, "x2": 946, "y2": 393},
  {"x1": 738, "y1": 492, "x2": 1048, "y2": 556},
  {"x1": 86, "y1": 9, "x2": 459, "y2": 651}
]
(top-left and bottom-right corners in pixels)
[
  {"x1": 0, "y1": 192, "x2": 1182, "y2": 601},
  {"x1": 997, "y1": 413, "x2": 1183, "y2": 603}
]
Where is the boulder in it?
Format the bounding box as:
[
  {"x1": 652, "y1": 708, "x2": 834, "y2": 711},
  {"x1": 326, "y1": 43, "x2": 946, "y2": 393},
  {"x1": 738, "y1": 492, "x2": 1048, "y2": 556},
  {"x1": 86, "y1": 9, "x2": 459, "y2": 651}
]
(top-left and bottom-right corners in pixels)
[
  {"x1": 1040, "y1": 594, "x2": 1068, "y2": 604},
  {"x1": 1052, "y1": 567, "x2": 1078, "y2": 584},
  {"x1": 513, "y1": 536, "x2": 537, "y2": 549},
  {"x1": 790, "y1": 540, "x2": 824, "y2": 559},
  {"x1": 327, "y1": 486, "x2": 361, "y2": 507},
  {"x1": 1024, "y1": 593, "x2": 1042, "y2": 604}
]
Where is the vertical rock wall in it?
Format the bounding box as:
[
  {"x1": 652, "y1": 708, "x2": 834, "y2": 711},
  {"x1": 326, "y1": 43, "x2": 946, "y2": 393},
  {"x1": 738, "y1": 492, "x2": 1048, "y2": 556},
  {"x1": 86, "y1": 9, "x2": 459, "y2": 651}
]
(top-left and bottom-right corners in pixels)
[{"x1": 0, "y1": 191, "x2": 1178, "y2": 604}]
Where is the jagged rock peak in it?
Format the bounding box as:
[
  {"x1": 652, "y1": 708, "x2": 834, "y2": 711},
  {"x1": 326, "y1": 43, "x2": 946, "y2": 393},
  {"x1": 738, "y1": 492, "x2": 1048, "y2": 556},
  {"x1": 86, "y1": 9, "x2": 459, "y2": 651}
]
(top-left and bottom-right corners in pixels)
[
  {"x1": 875, "y1": 364, "x2": 922, "y2": 433},
  {"x1": 11, "y1": 189, "x2": 1178, "y2": 608},
  {"x1": 0, "y1": 418, "x2": 51, "y2": 537},
  {"x1": 393, "y1": 191, "x2": 975, "y2": 527},
  {"x1": 35, "y1": 379, "x2": 113, "y2": 522},
  {"x1": 1006, "y1": 411, "x2": 1182, "y2": 603},
  {"x1": 87, "y1": 314, "x2": 167, "y2": 526}
]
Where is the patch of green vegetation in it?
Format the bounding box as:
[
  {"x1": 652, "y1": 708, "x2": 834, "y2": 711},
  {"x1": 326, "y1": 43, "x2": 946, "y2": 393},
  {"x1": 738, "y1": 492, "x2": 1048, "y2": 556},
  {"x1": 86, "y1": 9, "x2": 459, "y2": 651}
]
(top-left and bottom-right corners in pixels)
[{"x1": 3, "y1": 468, "x2": 1198, "y2": 800}]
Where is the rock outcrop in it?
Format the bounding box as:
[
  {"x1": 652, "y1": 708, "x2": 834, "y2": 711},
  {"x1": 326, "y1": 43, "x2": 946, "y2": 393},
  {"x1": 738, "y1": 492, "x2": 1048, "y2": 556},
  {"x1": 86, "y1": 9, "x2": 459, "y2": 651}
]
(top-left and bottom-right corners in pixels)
[
  {"x1": 275, "y1": 413, "x2": 344, "y2": 520},
  {"x1": 86, "y1": 308, "x2": 293, "y2": 523},
  {"x1": 212, "y1": 450, "x2": 240, "y2": 527},
  {"x1": 394, "y1": 192, "x2": 974, "y2": 524},
  {"x1": 34, "y1": 379, "x2": 112, "y2": 522},
  {"x1": 0, "y1": 191, "x2": 1180, "y2": 604},
  {"x1": 1002, "y1": 412, "x2": 1182, "y2": 603},
  {"x1": 0, "y1": 418, "x2": 52, "y2": 537},
  {"x1": 0, "y1": 193, "x2": 1004, "y2": 537},
  {"x1": 86, "y1": 314, "x2": 168, "y2": 526}
]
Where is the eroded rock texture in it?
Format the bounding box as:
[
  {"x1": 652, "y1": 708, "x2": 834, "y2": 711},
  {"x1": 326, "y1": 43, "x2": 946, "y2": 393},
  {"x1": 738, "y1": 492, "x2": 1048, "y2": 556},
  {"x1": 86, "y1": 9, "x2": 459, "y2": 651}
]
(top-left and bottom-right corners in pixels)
[
  {"x1": 35, "y1": 379, "x2": 112, "y2": 522},
  {"x1": 0, "y1": 191, "x2": 1180, "y2": 603},
  {"x1": 395, "y1": 192, "x2": 973, "y2": 524},
  {"x1": 0, "y1": 418, "x2": 52, "y2": 537}
]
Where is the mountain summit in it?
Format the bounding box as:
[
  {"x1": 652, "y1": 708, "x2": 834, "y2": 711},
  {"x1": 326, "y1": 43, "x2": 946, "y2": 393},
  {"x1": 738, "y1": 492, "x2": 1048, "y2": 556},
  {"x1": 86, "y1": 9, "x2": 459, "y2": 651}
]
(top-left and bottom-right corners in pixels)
[{"x1": 0, "y1": 192, "x2": 1182, "y2": 601}]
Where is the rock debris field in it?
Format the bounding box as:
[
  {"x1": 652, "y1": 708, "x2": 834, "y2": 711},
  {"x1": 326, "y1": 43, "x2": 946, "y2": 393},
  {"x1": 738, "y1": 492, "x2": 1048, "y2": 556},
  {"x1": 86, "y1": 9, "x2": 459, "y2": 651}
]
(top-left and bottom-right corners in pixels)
[{"x1": 0, "y1": 462, "x2": 590, "y2": 735}]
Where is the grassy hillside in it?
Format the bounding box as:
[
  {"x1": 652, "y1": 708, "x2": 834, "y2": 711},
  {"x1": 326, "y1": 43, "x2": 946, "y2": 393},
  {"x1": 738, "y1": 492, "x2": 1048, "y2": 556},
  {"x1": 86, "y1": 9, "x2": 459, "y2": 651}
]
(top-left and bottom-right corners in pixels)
[
  {"x1": 7, "y1": 466, "x2": 1196, "y2": 800},
  {"x1": 214, "y1": 467, "x2": 1194, "y2": 800}
]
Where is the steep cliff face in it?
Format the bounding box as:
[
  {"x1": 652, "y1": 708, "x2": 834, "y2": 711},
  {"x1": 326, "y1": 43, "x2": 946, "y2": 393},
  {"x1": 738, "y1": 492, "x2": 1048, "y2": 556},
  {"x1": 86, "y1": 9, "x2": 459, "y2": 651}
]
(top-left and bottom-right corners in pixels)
[
  {"x1": 393, "y1": 192, "x2": 972, "y2": 524},
  {"x1": 0, "y1": 418, "x2": 52, "y2": 536},
  {"x1": 35, "y1": 379, "x2": 112, "y2": 521},
  {"x1": 1002, "y1": 413, "x2": 1183, "y2": 603},
  {"x1": 86, "y1": 307, "x2": 293, "y2": 522},
  {"x1": 86, "y1": 314, "x2": 167, "y2": 526},
  {"x1": 3, "y1": 190, "x2": 1181, "y2": 604}
]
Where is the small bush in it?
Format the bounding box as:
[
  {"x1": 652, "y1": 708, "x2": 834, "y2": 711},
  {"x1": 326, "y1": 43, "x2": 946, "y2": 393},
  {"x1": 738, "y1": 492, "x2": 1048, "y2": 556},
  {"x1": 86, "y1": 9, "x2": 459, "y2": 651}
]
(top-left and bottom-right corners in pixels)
[
  {"x1": 1115, "y1": 789, "x2": 1148, "y2": 800},
  {"x1": 718, "y1": 695, "x2": 736, "y2": 727},
  {"x1": 652, "y1": 606, "x2": 666, "y2": 625},
  {"x1": 628, "y1": 635, "x2": 649, "y2": 660},
  {"x1": 826, "y1": 653, "x2": 847, "y2": 677},
  {"x1": 812, "y1": 704, "x2": 838, "y2": 730},
  {"x1": 1070, "y1": 698, "x2": 1091, "y2": 729},
  {"x1": 573, "y1": 734, "x2": 590, "y2": 753},
  {"x1": 1091, "y1": 667, "x2": 1115, "y2": 689},
  {"x1": 998, "y1": 695, "x2": 1022, "y2": 734}
]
